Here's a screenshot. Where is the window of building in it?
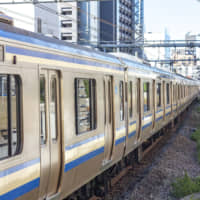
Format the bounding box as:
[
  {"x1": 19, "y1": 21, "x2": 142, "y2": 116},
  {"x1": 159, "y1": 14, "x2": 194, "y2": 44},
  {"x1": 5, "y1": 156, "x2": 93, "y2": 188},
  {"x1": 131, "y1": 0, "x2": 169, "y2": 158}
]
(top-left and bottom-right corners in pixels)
[
  {"x1": 75, "y1": 78, "x2": 96, "y2": 134},
  {"x1": 143, "y1": 82, "x2": 150, "y2": 112},
  {"x1": 0, "y1": 75, "x2": 21, "y2": 160},
  {"x1": 119, "y1": 81, "x2": 124, "y2": 121},
  {"x1": 157, "y1": 83, "x2": 161, "y2": 107},
  {"x1": 37, "y1": 18, "x2": 42, "y2": 33},
  {"x1": 166, "y1": 83, "x2": 170, "y2": 104},
  {"x1": 61, "y1": 7, "x2": 72, "y2": 15},
  {"x1": 61, "y1": 33, "x2": 72, "y2": 41},
  {"x1": 61, "y1": 20, "x2": 72, "y2": 28},
  {"x1": 62, "y1": 36, "x2": 72, "y2": 40},
  {"x1": 129, "y1": 81, "x2": 133, "y2": 117}
]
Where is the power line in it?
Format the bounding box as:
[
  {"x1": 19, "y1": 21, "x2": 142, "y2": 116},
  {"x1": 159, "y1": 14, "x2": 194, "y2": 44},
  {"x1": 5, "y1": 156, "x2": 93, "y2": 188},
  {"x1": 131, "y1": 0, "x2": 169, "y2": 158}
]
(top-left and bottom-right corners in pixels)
[
  {"x1": 0, "y1": 0, "x2": 112, "y2": 4},
  {"x1": 1, "y1": 0, "x2": 141, "y2": 44},
  {"x1": 0, "y1": 6, "x2": 99, "y2": 44},
  {"x1": 0, "y1": 0, "x2": 145, "y2": 54}
]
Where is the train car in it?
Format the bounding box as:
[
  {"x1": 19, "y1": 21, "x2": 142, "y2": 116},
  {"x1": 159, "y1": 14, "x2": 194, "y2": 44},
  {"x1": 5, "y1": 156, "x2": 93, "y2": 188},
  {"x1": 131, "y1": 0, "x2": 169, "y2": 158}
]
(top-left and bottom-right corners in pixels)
[{"x1": 0, "y1": 22, "x2": 199, "y2": 200}]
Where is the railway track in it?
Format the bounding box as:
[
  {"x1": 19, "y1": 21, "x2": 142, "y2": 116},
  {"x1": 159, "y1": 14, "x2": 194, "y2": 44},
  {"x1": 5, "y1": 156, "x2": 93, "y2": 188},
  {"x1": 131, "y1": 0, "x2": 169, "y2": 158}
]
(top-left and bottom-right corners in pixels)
[{"x1": 90, "y1": 112, "x2": 187, "y2": 200}]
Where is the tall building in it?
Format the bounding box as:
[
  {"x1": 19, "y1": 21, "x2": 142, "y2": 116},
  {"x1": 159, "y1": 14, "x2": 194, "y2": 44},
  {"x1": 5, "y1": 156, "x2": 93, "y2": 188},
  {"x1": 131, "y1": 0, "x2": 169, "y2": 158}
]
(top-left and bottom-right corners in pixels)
[
  {"x1": 100, "y1": 0, "x2": 144, "y2": 57},
  {"x1": 0, "y1": 1, "x2": 144, "y2": 57},
  {"x1": 77, "y1": 2, "x2": 99, "y2": 45},
  {"x1": 35, "y1": 2, "x2": 78, "y2": 42}
]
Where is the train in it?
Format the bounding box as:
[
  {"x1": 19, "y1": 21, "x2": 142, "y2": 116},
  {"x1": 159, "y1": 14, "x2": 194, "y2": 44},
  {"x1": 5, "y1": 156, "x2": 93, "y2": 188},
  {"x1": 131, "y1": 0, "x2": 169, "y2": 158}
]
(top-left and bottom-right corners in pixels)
[{"x1": 0, "y1": 22, "x2": 199, "y2": 200}]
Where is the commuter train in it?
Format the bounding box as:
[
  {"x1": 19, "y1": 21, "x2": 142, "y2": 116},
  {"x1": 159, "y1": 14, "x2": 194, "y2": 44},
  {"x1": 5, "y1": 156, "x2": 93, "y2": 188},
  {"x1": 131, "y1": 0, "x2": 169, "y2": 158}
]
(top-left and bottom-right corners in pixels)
[{"x1": 0, "y1": 22, "x2": 199, "y2": 200}]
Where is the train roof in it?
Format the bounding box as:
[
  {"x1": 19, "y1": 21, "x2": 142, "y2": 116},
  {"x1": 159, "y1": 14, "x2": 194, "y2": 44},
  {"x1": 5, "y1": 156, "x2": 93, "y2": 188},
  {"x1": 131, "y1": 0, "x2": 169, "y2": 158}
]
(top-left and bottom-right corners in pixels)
[
  {"x1": 0, "y1": 22, "x2": 198, "y2": 85},
  {"x1": 0, "y1": 22, "x2": 121, "y2": 65}
]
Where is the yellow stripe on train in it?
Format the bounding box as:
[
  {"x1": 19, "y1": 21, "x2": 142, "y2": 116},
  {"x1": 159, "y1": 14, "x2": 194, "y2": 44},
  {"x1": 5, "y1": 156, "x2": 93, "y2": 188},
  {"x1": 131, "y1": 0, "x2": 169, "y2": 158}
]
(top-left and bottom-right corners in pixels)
[
  {"x1": 156, "y1": 111, "x2": 163, "y2": 119},
  {"x1": 115, "y1": 127, "x2": 126, "y2": 140},
  {"x1": 129, "y1": 123, "x2": 136, "y2": 134},
  {"x1": 65, "y1": 136, "x2": 104, "y2": 164},
  {"x1": 0, "y1": 163, "x2": 40, "y2": 196},
  {"x1": 142, "y1": 116, "x2": 152, "y2": 125}
]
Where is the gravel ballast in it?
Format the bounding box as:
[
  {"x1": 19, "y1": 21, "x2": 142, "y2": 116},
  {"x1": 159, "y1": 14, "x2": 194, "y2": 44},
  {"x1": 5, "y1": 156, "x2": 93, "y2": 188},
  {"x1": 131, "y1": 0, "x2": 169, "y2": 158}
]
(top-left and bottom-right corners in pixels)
[
  {"x1": 109, "y1": 102, "x2": 200, "y2": 200},
  {"x1": 131, "y1": 103, "x2": 200, "y2": 200}
]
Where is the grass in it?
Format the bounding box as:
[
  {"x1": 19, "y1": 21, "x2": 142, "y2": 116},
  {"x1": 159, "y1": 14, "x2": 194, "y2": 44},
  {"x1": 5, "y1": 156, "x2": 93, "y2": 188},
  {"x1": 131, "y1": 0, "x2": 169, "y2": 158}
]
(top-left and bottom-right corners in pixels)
[
  {"x1": 197, "y1": 106, "x2": 200, "y2": 113},
  {"x1": 171, "y1": 173, "x2": 200, "y2": 198},
  {"x1": 191, "y1": 128, "x2": 200, "y2": 164},
  {"x1": 171, "y1": 129, "x2": 200, "y2": 198}
]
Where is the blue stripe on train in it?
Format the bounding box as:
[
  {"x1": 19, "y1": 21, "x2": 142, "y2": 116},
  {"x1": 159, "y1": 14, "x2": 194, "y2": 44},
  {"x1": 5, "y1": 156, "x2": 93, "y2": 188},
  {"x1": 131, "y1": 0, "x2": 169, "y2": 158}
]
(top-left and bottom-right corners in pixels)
[
  {"x1": 156, "y1": 116, "x2": 163, "y2": 122},
  {"x1": 6, "y1": 46, "x2": 123, "y2": 71},
  {"x1": 65, "y1": 133, "x2": 104, "y2": 151},
  {"x1": 128, "y1": 130, "x2": 136, "y2": 138},
  {"x1": 0, "y1": 158, "x2": 40, "y2": 178},
  {"x1": 143, "y1": 113, "x2": 152, "y2": 119},
  {"x1": 166, "y1": 111, "x2": 171, "y2": 116},
  {"x1": 115, "y1": 136, "x2": 126, "y2": 146},
  {"x1": 156, "y1": 109, "x2": 163, "y2": 113},
  {"x1": 65, "y1": 147, "x2": 104, "y2": 172},
  {"x1": 130, "y1": 121, "x2": 136, "y2": 126},
  {"x1": 1, "y1": 178, "x2": 40, "y2": 200},
  {"x1": 142, "y1": 122, "x2": 152, "y2": 130},
  {"x1": 0, "y1": 29, "x2": 120, "y2": 65}
]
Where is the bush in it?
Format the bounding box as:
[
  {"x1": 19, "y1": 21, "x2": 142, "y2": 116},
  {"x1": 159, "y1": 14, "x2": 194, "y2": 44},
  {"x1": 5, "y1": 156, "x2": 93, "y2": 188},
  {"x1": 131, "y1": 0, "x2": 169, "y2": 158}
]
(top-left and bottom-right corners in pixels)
[
  {"x1": 197, "y1": 107, "x2": 200, "y2": 113},
  {"x1": 191, "y1": 129, "x2": 200, "y2": 142},
  {"x1": 191, "y1": 129, "x2": 200, "y2": 164},
  {"x1": 197, "y1": 106, "x2": 200, "y2": 113},
  {"x1": 172, "y1": 173, "x2": 200, "y2": 198}
]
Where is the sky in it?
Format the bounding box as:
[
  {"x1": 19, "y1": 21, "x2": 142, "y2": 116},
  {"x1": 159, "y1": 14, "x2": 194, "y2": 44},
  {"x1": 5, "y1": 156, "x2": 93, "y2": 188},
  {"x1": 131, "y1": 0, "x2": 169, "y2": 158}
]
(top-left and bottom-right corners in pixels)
[{"x1": 144, "y1": 0, "x2": 200, "y2": 39}]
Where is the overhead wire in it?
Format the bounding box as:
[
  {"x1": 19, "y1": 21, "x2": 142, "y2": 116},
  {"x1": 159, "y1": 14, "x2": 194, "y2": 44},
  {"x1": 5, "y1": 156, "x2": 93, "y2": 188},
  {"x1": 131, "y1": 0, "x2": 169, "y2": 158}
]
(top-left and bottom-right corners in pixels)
[
  {"x1": 34, "y1": 1, "x2": 139, "y2": 45},
  {"x1": 0, "y1": 1, "x2": 143, "y2": 53}
]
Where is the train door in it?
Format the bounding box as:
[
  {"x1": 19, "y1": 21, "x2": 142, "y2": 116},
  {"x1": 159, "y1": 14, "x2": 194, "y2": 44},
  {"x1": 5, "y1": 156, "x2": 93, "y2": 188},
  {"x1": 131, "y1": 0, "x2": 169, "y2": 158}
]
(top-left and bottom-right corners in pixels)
[
  {"x1": 163, "y1": 81, "x2": 166, "y2": 119},
  {"x1": 152, "y1": 80, "x2": 156, "y2": 128},
  {"x1": 39, "y1": 70, "x2": 62, "y2": 199},
  {"x1": 170, "y1": 82, "x2": 173, "y2": 113},
  {"x1": 103, "y1": 75, "x2": 114, "y2": 162},
  {"x1": 137, "y1": 78, "x2": 142, "y2": 140}
]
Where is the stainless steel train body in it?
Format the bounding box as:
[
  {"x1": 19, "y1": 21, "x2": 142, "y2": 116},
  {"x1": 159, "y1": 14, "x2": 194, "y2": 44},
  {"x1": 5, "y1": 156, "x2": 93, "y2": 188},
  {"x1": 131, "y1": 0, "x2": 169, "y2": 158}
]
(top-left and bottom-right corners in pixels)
[{"x1": 0, "y1": 23, "x2": 199, "y2": 200}]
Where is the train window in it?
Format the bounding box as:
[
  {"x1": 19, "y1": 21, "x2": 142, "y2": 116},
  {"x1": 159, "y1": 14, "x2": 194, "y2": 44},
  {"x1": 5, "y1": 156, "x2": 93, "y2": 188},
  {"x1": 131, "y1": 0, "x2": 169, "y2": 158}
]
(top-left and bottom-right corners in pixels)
[
  {"x1": 0, "y1": 75, "x2": 21, "y2": 160},
  {"x1": 173, "y1": 85, "x2": 176, "y2": 102},
  {"x1": 180, "y1": 86, "x2": 182, "y2": 98},
  {"x1": 129, "y1": 81, "x2": 133, "y2": 118},
  {"x1": 143, "y1": 82, "x2": 150, "y2": 112},
  {"x1": 119, "y1": 81, "x2": 124, "y2": 121},
  {"x1": 40, "y1": 76, "x2": 47, "y2": 144},
  {"x1": 180, "y1": 85, "x2": 182, "y2": 99},
  {"x1": 157, "y1": 83, "x2": 161, "y2": 107},
  {"x1": 50, "y1": 77, "x2": 58, "y2": 140},
  {"x1": 166, "y1": 83, "x2": 170, "y2": 104},
  {"x1": 75, "y1": 78, "x2": 96, "y2": 134}
]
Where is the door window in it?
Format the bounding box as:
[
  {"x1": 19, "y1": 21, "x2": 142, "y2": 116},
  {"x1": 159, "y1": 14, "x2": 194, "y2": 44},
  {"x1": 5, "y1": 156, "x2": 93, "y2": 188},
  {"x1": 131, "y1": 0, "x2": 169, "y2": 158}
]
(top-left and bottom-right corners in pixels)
[
  {"x1": 157, "y1": 83, "x2": 161, "y2": 108},
  {"x1": 129, "y1": 81, "x2": 133, "y2": 117},
  {"x1": 143, "y1": 82, "x2": 150, "y2": 112},
  {"x1": 40, "y1": 76, "x2": 47, "y2": 144},
  {"x1": 50, "y1": 77, "x2": 58, "y2": 140},
  {"x1": 119, "y1": 81, "x2": 124, "y2": 121},
  {"x1": 166, "y1": 83, "x2": 170, "y2": 104}
]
